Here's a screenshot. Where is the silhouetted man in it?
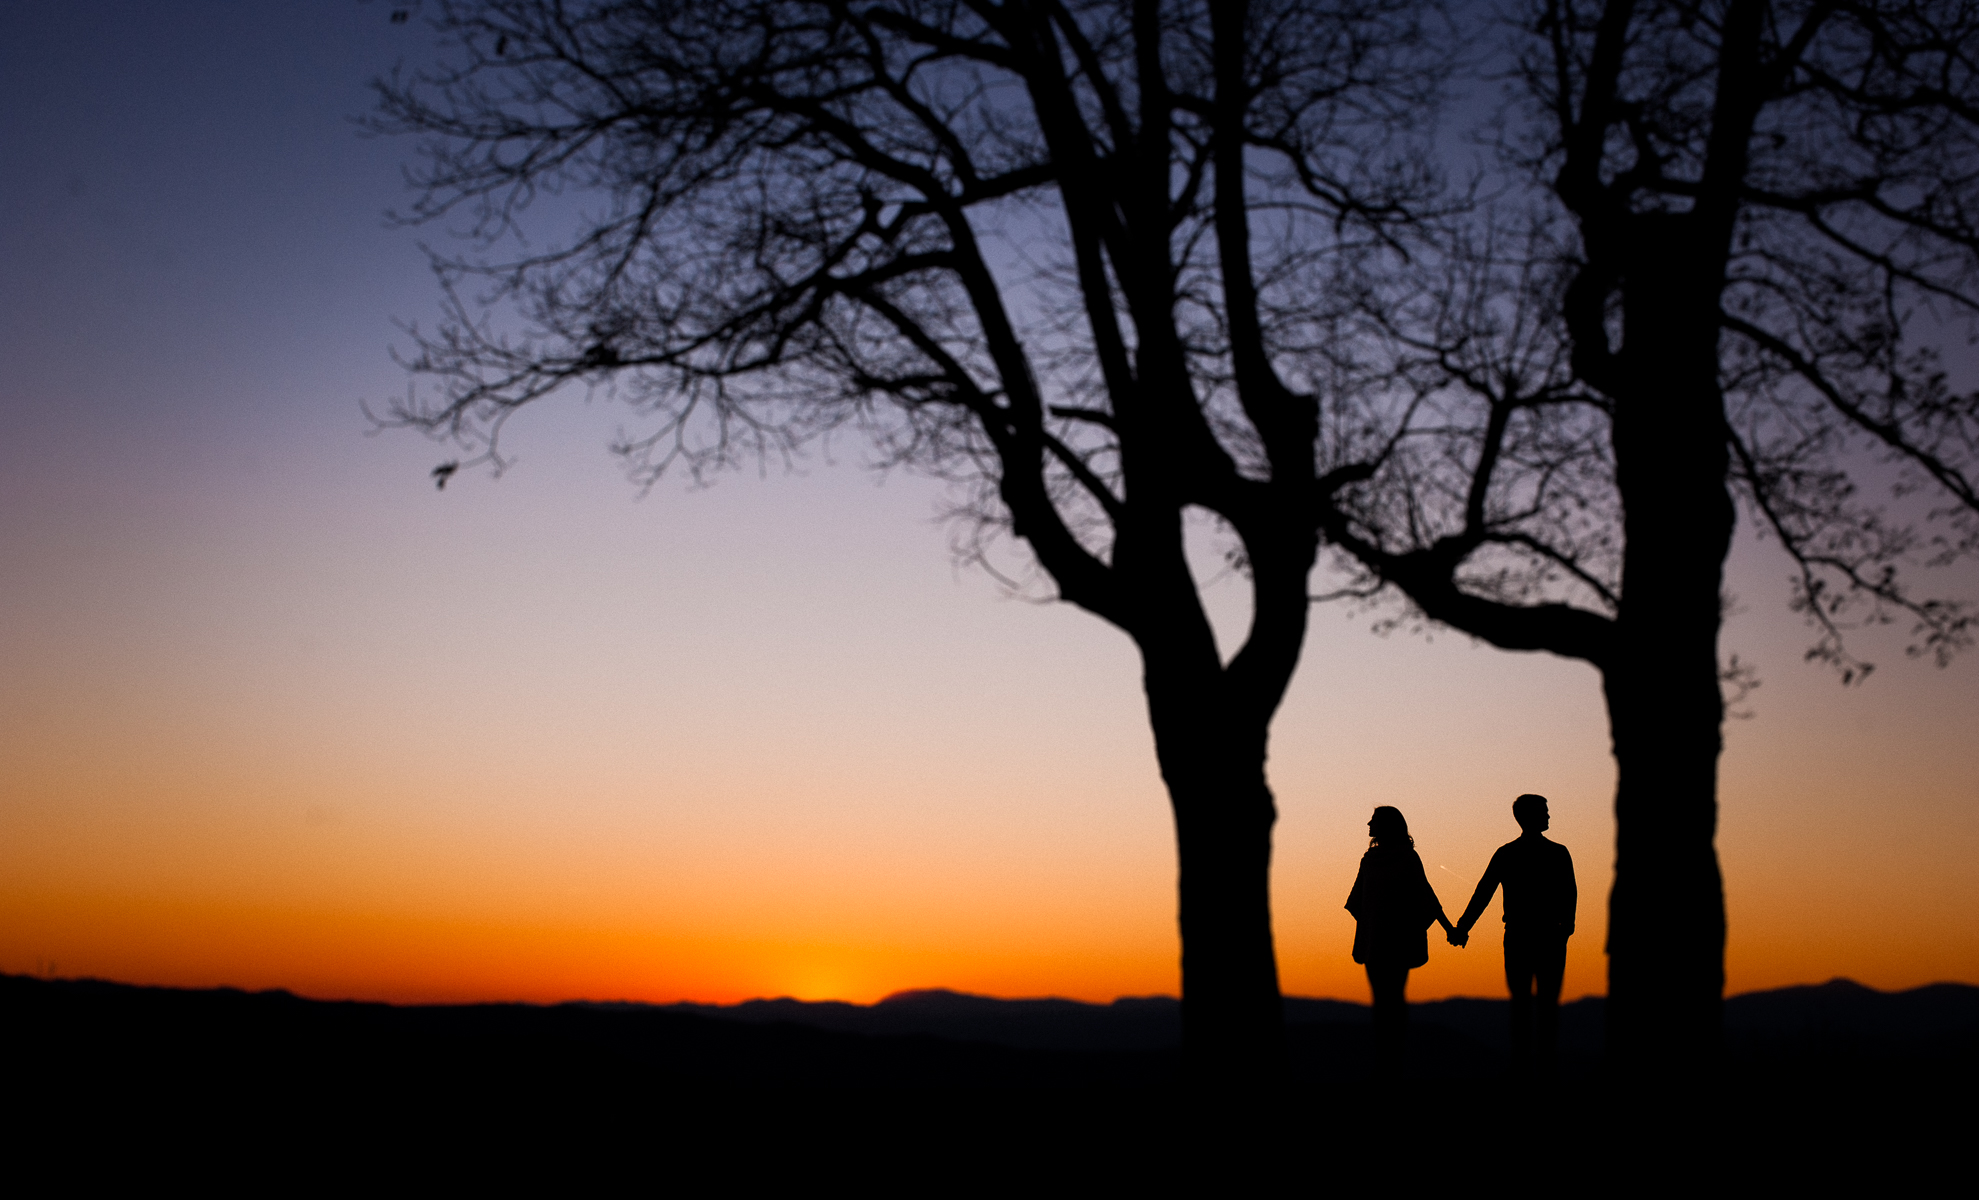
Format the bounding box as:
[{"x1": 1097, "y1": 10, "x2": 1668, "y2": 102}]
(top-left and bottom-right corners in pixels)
[{"x1": 1452, "y1": 794, "x2": 1576, "y2": 1069}]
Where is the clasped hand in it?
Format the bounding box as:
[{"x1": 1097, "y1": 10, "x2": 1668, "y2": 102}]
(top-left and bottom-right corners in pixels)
[{"x1": 1445, "y1": 924, "x2": 1469, "y2": 948}]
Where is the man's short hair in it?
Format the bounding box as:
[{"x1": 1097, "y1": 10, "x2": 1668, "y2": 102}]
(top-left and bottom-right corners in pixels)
[{"x1": 1513, "y1": 793, "x2": 1549, "y2": 815}]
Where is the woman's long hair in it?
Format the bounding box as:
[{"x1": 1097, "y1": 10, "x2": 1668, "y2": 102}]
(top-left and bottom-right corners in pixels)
[{"x1": 1368, "y1": 805, "x2": 1414, "y2": 849}]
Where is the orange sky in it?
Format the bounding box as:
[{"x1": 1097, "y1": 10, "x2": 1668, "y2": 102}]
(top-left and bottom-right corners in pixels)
[
  {"x1": 3, "y1": 3, "x2": 1976, "y2": 1010},
  {"x1": 5, "y1": 436, "x2": 1974, "y2": 1006}
]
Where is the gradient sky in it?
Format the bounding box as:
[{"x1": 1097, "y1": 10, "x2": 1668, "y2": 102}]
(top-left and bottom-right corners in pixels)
[{"x1": 4, "y1": 1, "x2": 1975, "y2": 1009}]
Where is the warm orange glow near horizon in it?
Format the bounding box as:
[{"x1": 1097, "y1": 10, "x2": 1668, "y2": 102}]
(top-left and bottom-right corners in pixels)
[
  {"x1": 5, "y1": 455, "x2": 1973, "y2": 1010},
  {"x1": 3, "y1": 4, "x2": 1975, "y2": 1016}
]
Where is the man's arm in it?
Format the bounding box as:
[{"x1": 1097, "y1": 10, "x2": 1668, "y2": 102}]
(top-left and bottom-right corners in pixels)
[
  {"x1": 1563, "y1": 846, "x2": 1576, "y2": 937},
  {"x1": 1455, "y1": 847, "x2": 1505, "y2": 935}
]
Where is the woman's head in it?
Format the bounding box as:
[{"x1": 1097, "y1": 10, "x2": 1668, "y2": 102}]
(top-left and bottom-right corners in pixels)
[{"x1": 1368, "y1": 806, "x2": 1412, "y2": 848}]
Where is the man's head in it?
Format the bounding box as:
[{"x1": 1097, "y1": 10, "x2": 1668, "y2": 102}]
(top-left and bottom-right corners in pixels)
[{"x1": 1513, "y1": 793, "x2": 1550, "y2": 834}]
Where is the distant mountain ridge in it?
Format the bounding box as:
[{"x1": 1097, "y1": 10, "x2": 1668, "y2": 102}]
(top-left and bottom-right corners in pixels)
[
  {"x1": 7, "y1": 972, "x2": 1972, "y2": 1084},
  {"x1": 639, "y1": 977, "x2": 1979, "y2": 1057}
]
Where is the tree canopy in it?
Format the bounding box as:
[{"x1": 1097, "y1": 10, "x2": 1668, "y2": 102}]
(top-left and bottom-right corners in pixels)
[{"x1": 1327, "y1": 0, "x2": 1979, "y2": 681}]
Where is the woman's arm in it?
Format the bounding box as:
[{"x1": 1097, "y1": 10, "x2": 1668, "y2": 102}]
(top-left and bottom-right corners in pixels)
[
  {"x1": 1432, "y1": 887, "x2": 1456, "y2": 936},
  {"x1": 1411, "y1": 850, "x2": 1456, "y2": 934}
]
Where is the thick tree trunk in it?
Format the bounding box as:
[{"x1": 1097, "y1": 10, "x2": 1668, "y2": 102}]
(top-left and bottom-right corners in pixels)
[
  {"x1": 1602, "y1": 649, "x2": 1727, "y2": 1065},
  {"x1": 1145, "y1": 673, "x2": 1285, "y2": 1076},
  {"x1": 1604, "y1": 260, "x2": 1735, "y2": 1065}
]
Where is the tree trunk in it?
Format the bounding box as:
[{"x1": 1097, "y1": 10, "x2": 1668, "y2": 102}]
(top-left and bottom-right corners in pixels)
[
  {"x1": 1602, "y1": 650, "x2": 1728, "y2": 1066},
  {"x1": 1145, "y1": 673, "x2": 1285, "y2": 1077},
  {"x1": 1604, "y1": 256, "x2": 1735, "y2": 1065}
]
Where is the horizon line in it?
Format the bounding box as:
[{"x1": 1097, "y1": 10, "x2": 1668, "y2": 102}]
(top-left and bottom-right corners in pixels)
[{"x1": 12, "y1": 972, "x2": 1969, "y2": 1011}]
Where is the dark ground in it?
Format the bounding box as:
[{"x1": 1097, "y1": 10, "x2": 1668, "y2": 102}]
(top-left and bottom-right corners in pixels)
[{"x1": 7, "y1": 973, "x2": 1972, "y2": 1182}]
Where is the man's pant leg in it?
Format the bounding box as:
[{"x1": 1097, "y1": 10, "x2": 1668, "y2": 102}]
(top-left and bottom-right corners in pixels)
[
  {"x1": 1503, "y1": 932, "x2": 1536, "y2": 1063},
  {"x1": 1532, "y1": 932, "x2": 1568, "y2": 1066}
]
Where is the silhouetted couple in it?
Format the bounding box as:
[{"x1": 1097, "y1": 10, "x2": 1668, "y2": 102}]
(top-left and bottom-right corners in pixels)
[{"x1": 1346, "y1": 794, "x2": 1576, "y2": 1073}]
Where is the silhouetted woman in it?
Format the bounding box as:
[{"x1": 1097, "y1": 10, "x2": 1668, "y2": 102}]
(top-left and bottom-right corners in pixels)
[{"x1": 1345, "y1": 806, "x2": 1457, "y2": 1071}]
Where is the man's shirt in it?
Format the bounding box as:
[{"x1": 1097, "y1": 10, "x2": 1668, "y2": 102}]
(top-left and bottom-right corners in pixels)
[{"x1": 1462, "y1": 835, "x2": 1576, "y2": 936}]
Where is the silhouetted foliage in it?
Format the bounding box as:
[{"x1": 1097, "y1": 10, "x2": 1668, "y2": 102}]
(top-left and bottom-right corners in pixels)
[{"x1": 369, "y1": 0, "x2": 1448, "y2": 1074}]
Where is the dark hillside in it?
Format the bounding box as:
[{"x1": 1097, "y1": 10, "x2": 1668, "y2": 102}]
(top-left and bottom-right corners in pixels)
[
  {"x1": 12, "y1": 971, "x2": 1974, "y2": 1085},
  {"x1": 3, "y1": 973, "x2": 1166, "y2": 1091},
  {"x1": 7, "y1": 972, "x2": 1971, "y2": 1179}
]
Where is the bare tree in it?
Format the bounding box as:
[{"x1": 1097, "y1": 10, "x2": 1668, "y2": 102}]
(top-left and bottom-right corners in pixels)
[
  {"x1": 371, "y1": 0, "x2": 1445, "y2": 1071},
  {"x1": 1319, "y1": 0, "x2": 1979, "y2": 1063}
]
